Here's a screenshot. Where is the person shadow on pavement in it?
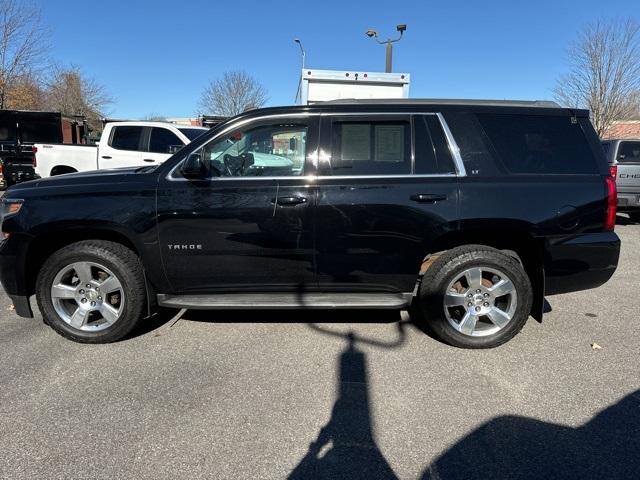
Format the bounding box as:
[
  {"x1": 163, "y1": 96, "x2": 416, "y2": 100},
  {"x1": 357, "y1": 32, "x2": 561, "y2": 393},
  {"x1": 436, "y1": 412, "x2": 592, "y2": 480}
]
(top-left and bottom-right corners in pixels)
[
  {"x1": 288, "y1": 331, "x2": 400, "y2": 480},
  {"x1": 421, "y1": 389, "x2": 640, "y2": 480}
]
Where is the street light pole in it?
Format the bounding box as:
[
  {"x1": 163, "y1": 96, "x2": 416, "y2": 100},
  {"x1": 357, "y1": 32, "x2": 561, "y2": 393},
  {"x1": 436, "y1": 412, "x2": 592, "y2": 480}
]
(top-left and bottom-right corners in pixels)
[
  {"x1": 294, "y1": 38, "x2": 306, "y2": 70},
  {"x1": 294, "y1": 38, "x2": 306, "y2": 103},
  {"x1": 366, "y1": 24, "x2": 407, "y2": 73}
]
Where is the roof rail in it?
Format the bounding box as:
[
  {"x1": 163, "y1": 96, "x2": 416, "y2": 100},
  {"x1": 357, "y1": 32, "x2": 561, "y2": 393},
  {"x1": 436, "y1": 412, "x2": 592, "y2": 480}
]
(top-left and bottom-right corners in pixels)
[{"x1": 319, "y1": 98, "x2": 561, "y2": 108}]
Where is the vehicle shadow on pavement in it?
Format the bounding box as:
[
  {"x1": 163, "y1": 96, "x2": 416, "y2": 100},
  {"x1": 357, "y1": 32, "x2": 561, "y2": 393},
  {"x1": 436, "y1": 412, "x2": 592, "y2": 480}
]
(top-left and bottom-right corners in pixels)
[
  {"x1": 288, "y1": 326, "x2": 405, "y2": 480},
  {"x1": 420, "y1": 389, "x2": 640, "y2": 480}
]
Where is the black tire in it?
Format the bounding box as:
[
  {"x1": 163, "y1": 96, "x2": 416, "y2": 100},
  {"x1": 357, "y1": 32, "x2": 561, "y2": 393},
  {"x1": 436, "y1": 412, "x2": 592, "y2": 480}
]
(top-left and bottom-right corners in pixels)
[
  {"x1": 36, "y1": 240, "x2": 146, "y2": 343},
  {"x1": 628, "y1": 211, "x2": 640, "y2": 223},
  {"x1": 413, "y1": 245, "x2": 533, "y2": 349}
]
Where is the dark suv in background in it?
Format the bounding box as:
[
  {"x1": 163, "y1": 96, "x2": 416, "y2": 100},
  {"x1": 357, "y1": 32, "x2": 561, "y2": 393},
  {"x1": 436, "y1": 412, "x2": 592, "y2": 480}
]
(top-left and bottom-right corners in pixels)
[{"x1": 0, "y1": 99, "x2": 620, "y2": 348}]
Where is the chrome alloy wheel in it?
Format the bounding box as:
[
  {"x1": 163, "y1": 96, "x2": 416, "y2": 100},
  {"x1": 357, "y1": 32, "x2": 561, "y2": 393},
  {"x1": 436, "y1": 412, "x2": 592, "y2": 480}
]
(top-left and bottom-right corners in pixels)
[
  {"x1": 50, "y1": 261, "x2": 125, "y2": 332},
  {"x1": 443, "y1": 266, "x2": 518, "y2": 337}
]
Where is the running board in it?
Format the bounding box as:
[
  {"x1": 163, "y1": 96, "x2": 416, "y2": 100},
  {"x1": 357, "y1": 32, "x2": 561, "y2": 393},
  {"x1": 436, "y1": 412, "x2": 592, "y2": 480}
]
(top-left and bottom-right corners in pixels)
[{"x1": 157, "y1": 292, "x2": 413, "y2": 310}]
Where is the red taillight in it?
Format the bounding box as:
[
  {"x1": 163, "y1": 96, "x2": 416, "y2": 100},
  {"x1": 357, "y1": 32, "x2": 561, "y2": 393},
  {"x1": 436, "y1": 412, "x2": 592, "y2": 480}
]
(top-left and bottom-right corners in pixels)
[
  {"x1": 605, "y1": 170, "x2": 617, "y2": 231},
  {"x1": 32, "y1": 146, "x2": 37, "y2": 168}
]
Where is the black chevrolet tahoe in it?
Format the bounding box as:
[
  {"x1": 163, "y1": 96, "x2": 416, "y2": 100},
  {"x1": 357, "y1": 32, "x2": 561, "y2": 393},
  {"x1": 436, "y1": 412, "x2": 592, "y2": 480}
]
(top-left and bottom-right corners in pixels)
[{"x1": 0, "y1": 100, "x2": 621, "y2": 348}]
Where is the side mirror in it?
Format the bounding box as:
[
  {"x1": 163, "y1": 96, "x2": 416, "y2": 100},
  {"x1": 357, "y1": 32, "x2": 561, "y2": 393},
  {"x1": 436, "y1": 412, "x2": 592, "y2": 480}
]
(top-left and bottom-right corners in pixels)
[{"x1": 181, "y1": 151, "x2": 207, "y2": 179}]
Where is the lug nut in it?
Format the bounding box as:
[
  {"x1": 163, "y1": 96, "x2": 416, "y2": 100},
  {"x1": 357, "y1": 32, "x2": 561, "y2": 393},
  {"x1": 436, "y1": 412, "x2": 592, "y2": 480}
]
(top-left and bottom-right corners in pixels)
[
  {"x1": 476, "y1": 289, "x2": 481, "y2": 293},
  {"x1": 475, "y1": 306, "x2": 481, "y2": 312},
  {"x1": 483, "y1": 302, "x2": 490, "y2": 307},
  {"x1": 79, "y1": 289, "x2": 85, "y2": 294},
  {"x1": 467, "y1": 302, "x2": 473, "y2": 307},
  {"x1": 483, "y1": 293, "x2": 489, "y2": 298},
  {"x1": 97, "y1": 296, "x2": 102, "y2": 300},
  {"x1": 95, "y1": 287, "x2": 99, "y2": 291},
  {"x1": 467, "y1": 293, "x2": 473, "y2": 298},
  {"x1": 90, "y1": 301, "x2": 96, "y2": 307},
  {"x1": 81, "y1": 298, "x2": 87, "y2": 303}
]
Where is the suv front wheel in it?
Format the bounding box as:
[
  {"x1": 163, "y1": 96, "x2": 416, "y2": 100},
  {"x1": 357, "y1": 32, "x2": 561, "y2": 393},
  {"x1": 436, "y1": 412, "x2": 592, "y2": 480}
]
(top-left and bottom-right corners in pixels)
[
  {"x1": 414, "y1": 245, "x2": 533, "y2": 349},
  {"x1": 36, "y1": 240, "x2": 146, "y2": 343}
]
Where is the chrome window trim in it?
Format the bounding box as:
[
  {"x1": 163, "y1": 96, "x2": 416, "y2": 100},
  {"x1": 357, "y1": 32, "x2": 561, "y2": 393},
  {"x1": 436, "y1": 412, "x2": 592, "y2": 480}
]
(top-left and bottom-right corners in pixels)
[
  {"x1": 166, "y1": 110, "x2": 467, "y2": 181},
  {"x1": 436, "y1": 112, "x2": 467, "y2": 176},
  {"x1": 165, "y1": 173, "x2": 457, "y2": 183}
]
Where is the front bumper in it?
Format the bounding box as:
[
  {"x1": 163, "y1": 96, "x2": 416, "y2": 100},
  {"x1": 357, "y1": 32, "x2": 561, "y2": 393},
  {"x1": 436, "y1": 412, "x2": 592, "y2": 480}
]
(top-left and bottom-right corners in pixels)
[
  {"x1": 543, "y1": 231, "x2": 620, "y2": 295},
  {"x1": 0, "y1": 235, "x2": 34, "y2": 318}
]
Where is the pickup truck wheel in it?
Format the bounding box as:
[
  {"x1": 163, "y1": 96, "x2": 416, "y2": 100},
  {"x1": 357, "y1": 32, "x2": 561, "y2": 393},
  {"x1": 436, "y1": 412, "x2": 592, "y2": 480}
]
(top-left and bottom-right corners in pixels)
[
  {"x1": 36, "y1": 240, "x2": 146, "y2": 343},
  {"x1": 414, "y1": 245, "x2": 532, "y2": 349}
]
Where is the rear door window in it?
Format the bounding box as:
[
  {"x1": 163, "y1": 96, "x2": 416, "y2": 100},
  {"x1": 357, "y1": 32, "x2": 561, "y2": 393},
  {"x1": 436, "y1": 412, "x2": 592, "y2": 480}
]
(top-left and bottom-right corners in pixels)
[
  {"x1": 476, "y1": 114, "x2": 599, "y2": 174},
  {"x1": 328, "y1": 119, "x2": 411, "y2": 175},
  {"x1": 414, "y1": 115, "x2": 456, "y2": 174},
  {"x1": 110, "y1": 126, "x2": 143, "y2": 151},
  {"x1": 149, "y1": 127, "x2": 184, "y2": 154},
  {"x1": 617, "y1": 141, "x2": 640, "y2": 163}
]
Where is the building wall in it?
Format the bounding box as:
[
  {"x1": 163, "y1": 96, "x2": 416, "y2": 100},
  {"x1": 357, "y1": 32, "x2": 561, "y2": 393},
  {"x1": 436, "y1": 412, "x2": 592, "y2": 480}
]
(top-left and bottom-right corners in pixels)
[{"x1": 603, "y1": 120, "x2": 640, "y2": 139}]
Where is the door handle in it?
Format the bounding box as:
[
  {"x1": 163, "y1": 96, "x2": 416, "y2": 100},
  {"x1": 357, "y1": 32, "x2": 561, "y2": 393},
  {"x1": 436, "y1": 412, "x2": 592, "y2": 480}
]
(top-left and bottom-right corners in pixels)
[
  {"x1": 410, "y1": 193, "x2": 447, "y2": 203},
  {"x1": 143, "y1": 158, "x2": 155, "y2": 163},
  {"x1": 101, "y1": 155, "x2": 112, "y2": 159},
  {"x1": 271, "y1": 196, "x2": 308, "y2": 206}
]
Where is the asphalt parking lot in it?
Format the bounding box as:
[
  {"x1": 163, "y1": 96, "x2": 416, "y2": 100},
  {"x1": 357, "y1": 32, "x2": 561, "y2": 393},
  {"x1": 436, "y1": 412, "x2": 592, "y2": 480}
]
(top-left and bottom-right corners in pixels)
[{"x1": 1, "y1": 216, "x2": 639, "y2": 480}]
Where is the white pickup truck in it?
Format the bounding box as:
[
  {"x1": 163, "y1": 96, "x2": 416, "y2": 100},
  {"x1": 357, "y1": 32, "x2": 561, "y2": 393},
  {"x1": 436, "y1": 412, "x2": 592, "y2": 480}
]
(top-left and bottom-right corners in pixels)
[{"x1": 34, "y1": 121, "x2": 208, "y2": 177}]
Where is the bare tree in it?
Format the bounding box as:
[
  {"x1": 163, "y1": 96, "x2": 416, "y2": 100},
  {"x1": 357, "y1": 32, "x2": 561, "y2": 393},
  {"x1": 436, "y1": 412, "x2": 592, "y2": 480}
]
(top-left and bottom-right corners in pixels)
[
  {"x1": 554, "y1": 18, "x2": 640, "y2": 137},
  {"x1": 0, "y1": 0, "x2": 49, "y2": 109},
  {"x1": 142, "y1": 113, "x2": 167, "y2": 121},
  {"x1": 4, "y1": 71, "x2": 45, "y2": 109},
  {"x1": 198, "y1": 70, "x2": 268, "y2": 116},
  {"x1": 44, "y1": 66, "x2": 113, "y2": 131}
]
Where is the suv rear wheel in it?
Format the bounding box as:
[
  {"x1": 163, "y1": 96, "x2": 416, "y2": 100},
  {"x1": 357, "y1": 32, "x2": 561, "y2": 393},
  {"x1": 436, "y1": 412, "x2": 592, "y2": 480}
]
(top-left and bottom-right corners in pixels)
[
  {"x1": 414, "y1": 245, "x2": 533, "y2": 349},
  {"x1": 36, "y1": 240, "x2": 146, "y2": 343}
]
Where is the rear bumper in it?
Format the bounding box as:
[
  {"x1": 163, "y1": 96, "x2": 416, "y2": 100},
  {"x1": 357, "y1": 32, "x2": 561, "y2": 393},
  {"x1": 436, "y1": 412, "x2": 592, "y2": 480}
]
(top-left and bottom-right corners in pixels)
[
  {"x1": 617, "y1": 192, "x2": 640, "y2": 211},
  {"x1": 543, "y1": 231, "x2": 620, "y2": 295}
]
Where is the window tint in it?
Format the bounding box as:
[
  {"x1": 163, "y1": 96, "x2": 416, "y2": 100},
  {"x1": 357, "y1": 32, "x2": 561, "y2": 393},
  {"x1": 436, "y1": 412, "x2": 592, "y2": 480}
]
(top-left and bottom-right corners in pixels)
[
  {"x1": 199, "y1": 123, "x2": 307, "y2": 177},
  {"x1": 443, "y1": 112, "x2": 499, "y2": 176},
  {"x1": 110, "y1": 126, "x2": 143, "y2": 151},
  {"x1": 477, "y1": 114, "x2": 599, "y2": 174},
  {"x1": 19, "y1": 117, "x2": 62, "y2": 143},
  {"x1": 617, "y1": 141, "x2": 640, "y2": 163},
  {"x1": 330, "y1": 120, "x2": 410, "y2": 175},
  {"x1": 149, "y1": 128, "x2": 184, "y2": 154},
  {"x1": 414, "y1": 115, "x2": 456, "y2": 174}
]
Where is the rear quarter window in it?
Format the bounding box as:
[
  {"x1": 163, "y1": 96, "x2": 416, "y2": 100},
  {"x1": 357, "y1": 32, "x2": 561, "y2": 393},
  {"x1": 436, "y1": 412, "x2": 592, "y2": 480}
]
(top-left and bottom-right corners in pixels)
[
  {"x1": 617, "y1": 141, "x2": 640, "y2": 163},
  {"x1": 477, "y1": 113, "x2": 599, "y2": 174}
]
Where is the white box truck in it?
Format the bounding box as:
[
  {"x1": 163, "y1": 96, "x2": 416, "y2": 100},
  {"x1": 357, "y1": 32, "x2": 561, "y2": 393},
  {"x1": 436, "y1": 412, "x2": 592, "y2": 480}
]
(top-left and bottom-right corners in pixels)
[{"x1": 298, "y1": 69, "x2": 410, "y2": 104}]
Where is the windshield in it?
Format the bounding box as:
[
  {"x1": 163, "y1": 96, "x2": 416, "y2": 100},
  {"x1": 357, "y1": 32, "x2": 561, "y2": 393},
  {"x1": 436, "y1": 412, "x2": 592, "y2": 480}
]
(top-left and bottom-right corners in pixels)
[{"x1": 178, "y1": 128, "x2": 207, "y2": 141}]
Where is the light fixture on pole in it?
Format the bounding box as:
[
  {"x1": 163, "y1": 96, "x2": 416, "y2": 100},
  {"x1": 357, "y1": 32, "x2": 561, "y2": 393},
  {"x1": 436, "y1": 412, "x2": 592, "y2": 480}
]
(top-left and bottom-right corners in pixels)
[{"x1": 366, "y1": 24, "x2": 407, "y2": 73}]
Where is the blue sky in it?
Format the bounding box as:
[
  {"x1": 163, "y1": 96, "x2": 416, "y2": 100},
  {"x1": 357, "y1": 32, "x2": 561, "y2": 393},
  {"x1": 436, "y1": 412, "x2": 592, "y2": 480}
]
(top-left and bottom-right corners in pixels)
[{"x1": 36, "y1": 0, "x2": 638, "y2": 118}]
